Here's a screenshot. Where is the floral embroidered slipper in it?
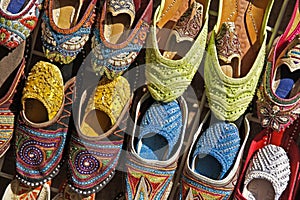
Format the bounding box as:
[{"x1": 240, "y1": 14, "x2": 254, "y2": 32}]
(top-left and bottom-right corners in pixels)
[
  {"x1": 257, "y1": 0, "x2": 300, "y2": 131},
  {"x1": 67, "y1": 76, "x2": 131, "y2": 195},
  {"x1": 145, "y1": 0, "x2": 210, "y2": 102},
  {"x1": 0, "y1": 0, "x2": 43, "y2": 49},
  {"x1": 15, "y1": 61, "x2": 75, "y2": 187},
  {"x1": 91, "y1": 0, "x2": 153, "y2": 79},
  {"x1": 3, "y1": 179, "x2": 51, "y2": 200},
  {"x1": 0, "y1": 41, "x2": 26, "y2": 158},
  {"x1": 41, "y1": 0, "x2": 97, "y2": 64},
  {"x1": 125, "y1": 92, "x2": 188, "y2": 199},
  {"x1": 179, "y1": 112, "x2": 250, "y2": 200},
  {"x1": 204, "y1": 0, "x2": 274, "y2": 121},
  {"x1": 241, "y1": 144, "x2": 290, "y2": 200}
]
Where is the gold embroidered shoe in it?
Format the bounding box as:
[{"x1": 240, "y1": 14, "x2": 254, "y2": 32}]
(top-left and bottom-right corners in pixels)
[
  {"x1": 204, "y1": 0, "x2": 274, "y2": 121},
  {"x1": 145, "y1": 0, "x2": 210, "y2": 102},
  {"x1": 15, "y1": 61, "x2": 75, "y2": 188}
]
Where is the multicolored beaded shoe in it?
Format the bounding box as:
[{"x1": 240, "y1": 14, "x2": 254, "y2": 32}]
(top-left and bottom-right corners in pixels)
[
  {"x1": 204, "y1": 0, "x2": 274, "y2": 121},
  {"x1": 0, "y1": 41, "x2": 26, "y2": 158},
  {"x1": 125, "y1": 92, "x2": 188, "y2": 200},
  {"x1": 15, "y1": 61, "x2": 75, "y2": 186},
  {"x1": 179, "y1": 112, "x2": 250, "y2": 200},
  {"x1": 0, "y1": 0, "x2": 43, "y2": 49},
  {"x1": 145, "y1": 0, "x2": 210, "y2": 102},
  {"x1": 256, "y1": 1, "x2": 300, "y2": 131},
  {"x1": 41, "y1": 0, "x2": 97, "y2": 64},
  {"x1": 67, "y1": 76, "x2": 131, "y2": 195},
  {"x1": 91, "y1": 0, "x2": 153, "y2": 79}
]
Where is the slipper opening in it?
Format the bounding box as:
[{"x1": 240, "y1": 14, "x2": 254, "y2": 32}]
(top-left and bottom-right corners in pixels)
[
  {"x1": 24, "y1": 99, "x2": 49, "y2": 123},
  {"x1": 194, "y1": 154, "x2": 222, "y2": 179},
  {"x1": 83, "y1": 109, "x2": 112, "y2": 136},
  {"x1": 243, "y1": 179, "x2": 275, "y2": 200}
]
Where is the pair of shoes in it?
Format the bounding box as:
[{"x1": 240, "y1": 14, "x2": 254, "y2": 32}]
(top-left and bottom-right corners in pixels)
[
  {"x1": 41, "y1": 0, "x2": 97, "y2": 64},
  {"x1": 125, "y1": 92, "x2": 187, "y2": 199},
  {"x1": 204, "y1": 0, "x2": 274, "y2": 121},
  {"x1": 145, "y1": 0, "x2": 210, "y2": 102},
  {"x1": 179, "y1": 111, "x2": 250, "y2": 199},
  {"x1": 257, "y1": 0, "x2": 300, "y2": 131},
  {"x1": 0, "y1": 0, "x2": 43, "y2": 49},
  {"x1": 234, "y1": 118, "x2": 300, "y2": 200},
  {"x1": 91, "y1": 0, "x2": 153, "y2": 79}
]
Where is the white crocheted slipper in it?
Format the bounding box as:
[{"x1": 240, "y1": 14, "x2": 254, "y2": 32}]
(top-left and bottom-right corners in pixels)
[{"x1": 242, "y1": 144, "x2": 291, "y2": 200}]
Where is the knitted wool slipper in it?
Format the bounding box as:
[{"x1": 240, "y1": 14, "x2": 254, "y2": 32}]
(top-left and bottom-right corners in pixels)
[
  {"x1": 145, "y1": 0, "x2": 210, "y2": 102},
  {"x1": 41, "y1": 0, "x2": 97, "y2": 64},
  {"x1": 91, "y1": 0, "x2": 153, "y2": 79},
  {"x1": 257, "y1": 2, "x2": 300, "y2": 131},
  {"x1": 204, "y1": 0, "x2": 274, "y2": 121},
  {"x1": 0, "y1": 0, "x2": 43, "y2": 49},
  {"x1": 15, "y1": 61, "x2": 75, "y2": 186},
  {"x1": 179, "y1": 112, "x2": 250, "y2": 200},
  {"x1": 125, "y1": 92, "x2": 188, "y2": 200},
  {"x1": 242, "y1": 144, "x2": 291, "y2": 200},
  {"x1": 67, "y1": 76, "x2": 131, "y2": 195},
  {"x1": 0, "y1": 41, "x2": 26, "y2": 158},
  {"x1": 191, "y1": 122, "x2": 240, "y2": 179}
]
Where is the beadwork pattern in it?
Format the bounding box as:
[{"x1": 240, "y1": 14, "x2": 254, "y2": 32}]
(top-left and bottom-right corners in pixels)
[
  {"x1": 145, "y1": 2, "x2": 209, "y2": 103},
  {"x1": 41, "y1": 0, "x2": 96, "y2": 64},
  {"x1": 91, "y1": 0, "x2": 152, "y2": 79},
  {"x1": 15, "y1": 78, "x2": 75, "y2": 186},
  {"x1": 205, "y1": 31, "x2": 266, "y2": 121},
  {"x1": 0, "y1": 0, "x2": 42, "y2": 49}
]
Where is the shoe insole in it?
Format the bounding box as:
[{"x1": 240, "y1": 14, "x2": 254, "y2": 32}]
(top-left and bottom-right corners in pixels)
[
  {"x1": 53, "y1": 0, "x2": 82, "y2": 29},
  {"x1": 220, "y1": 57, "x2": 241, "y2": 78},
  {"x1": 137, "y1": 133, "x2": 169, "y2": 161},
  {"x1": 105, "y1": 13, "x2": 131, "y2": 44},
  {"x1": 243, "y1": 179, "x2": 275, "y2": 200},
  {"x1": 83, "y1": 110, "x2": 112, "y2": 136},
  {"x1": 163, "y1": 36, "x2": 193, "y2": 60},
  {"x1": 218, "y1": 0, "x2": 239, "y2": 30},
  {"x1": 237, "y1": 0, "x2": 270, "y2": 77},
  {"x1": 24, "y1": 99, "x2": 49, "y2": 123},
  {"x1": 194, "y1": 154, "x2": 222, "y2": 179},
  {"x1": 7, "y1": 0, "x2": 28, "y2": 14},
  {"x1": 275, "y1": 78, "x2": 294, "y2": 99}
]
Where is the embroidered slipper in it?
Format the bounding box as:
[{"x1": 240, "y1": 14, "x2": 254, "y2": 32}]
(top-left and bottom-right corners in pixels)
[
  {"x1": 0, "y1": 41, "x2": 26, "y2": 158},
  {"x1": 15, "y1": 61, "x2": 75, "y2": 186},
  {"x1": 53, "y1": 181, "x2": 95, "y2": 200},
  {"x1": 242, "y1": 144, "x2": 290, "y2": 200},
  {"x1": 257, "y1": 3, "x2": 300, "y2": 131},
  {"x1": 136, "y1": 100, "x2": 183, "y2": 161},
  {"x1": 3, "y1": 179, "x2": 51, "y2": 200},
  {"x1": 179, "y1": 112, "x2": 250, "y2": 200},
  {"x1": 0, "y1": 0, "x2": 42, "y2": 49},
  {"x1": 91, "y1": 0, "x2": 153, "y2": 79},
  {"x1": 41, "y1": 0, "x2": 97, "y2": 64},
  {"x1": 204, "y1": 0, "x2": 274, "y2": 121},
  {"x1": 67, "y1": 76, "x2": 131, "y2": 195},
  {"x1": 125, "y1": 92, "x2": 188, "y2": 200},
  {"x1": 145, "y1": 0, "x2": 210, "y2": 102}
]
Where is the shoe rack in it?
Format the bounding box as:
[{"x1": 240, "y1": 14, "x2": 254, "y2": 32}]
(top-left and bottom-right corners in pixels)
[{"x1": 0, "y1": 0, "x2": 299, "y2": 199}]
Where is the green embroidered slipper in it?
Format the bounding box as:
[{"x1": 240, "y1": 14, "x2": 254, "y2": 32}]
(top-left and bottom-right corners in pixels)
[{"x1": 145, "y1": 0, "x2": 210, "y2": 102}]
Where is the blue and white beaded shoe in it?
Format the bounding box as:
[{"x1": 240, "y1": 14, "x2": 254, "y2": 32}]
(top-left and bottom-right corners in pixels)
[
  {"x1": 125, "y1": 92, "x2": 188, "y2": 200},
  {"x1": 179, "y1": 112, "x2": 250, "y2": 200},
  {"x1": 0, "y1": 0, "x2": 43, "y2": 49},
  {"x1": 41, "y1": 0, "x2": 97, "y2": 64}
]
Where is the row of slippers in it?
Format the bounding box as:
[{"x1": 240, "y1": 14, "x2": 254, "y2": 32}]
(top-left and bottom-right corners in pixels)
[{"x1": 0, "y1": 0, "x2": 300, "y2": 200}]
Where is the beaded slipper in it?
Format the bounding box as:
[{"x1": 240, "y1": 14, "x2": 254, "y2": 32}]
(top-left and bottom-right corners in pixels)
[
  {"x1": 41, "y1": 0, "x2": 97, "y2": 64},
  {"x1": 91, "y1": 0, "x2": 153, "y2": 79},
  {"x1": 257, "y1": 1, "x2": 300, "y2": 131},
  {"x1": 0, "y1": 0, "x2": 43, "y2": 49},
  {"x1": 145, "y1": 0, "x2": 210, "y2": 102},
  {"x1": 53, "y1": 181, "x2": 95, "y2": 200},
  {"x1": 125, "y1": 92, "x2": 188, "y2": 200},
  {"x1": 242, "y1": 144, "x2": 290, "y2": 200},
  {"x1": 180, "y1": 112, "x2": 250, "y2": 200},
  {"x1": 15, "y1": 61, "x2": 75, "y2": 186},
  {"x1": 0, "y1": 41, "x2": 26, "y2": 158},
  {"x1": 67, "y1": 76, "x2": 131, "y2": 195},
  {"x1": 3, "y1": 179, "x2": 51, "y2": 200},
  {"x1": 204, "y1": 0, "x2": 274, "y2": 121}
]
